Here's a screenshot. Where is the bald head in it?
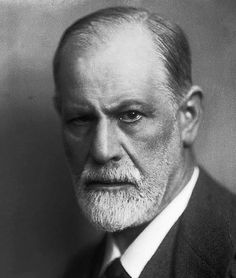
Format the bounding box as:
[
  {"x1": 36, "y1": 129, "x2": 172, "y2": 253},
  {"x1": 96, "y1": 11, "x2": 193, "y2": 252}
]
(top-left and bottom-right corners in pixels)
[{"x1": 53, "y1": 6, "x2": 192, "y2": 108}]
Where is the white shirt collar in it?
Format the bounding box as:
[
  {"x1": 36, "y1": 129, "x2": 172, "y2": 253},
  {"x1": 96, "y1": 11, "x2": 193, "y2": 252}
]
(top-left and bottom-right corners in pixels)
[{"x1": 100, "y1": 167, "x2": 199, "y2": 278}]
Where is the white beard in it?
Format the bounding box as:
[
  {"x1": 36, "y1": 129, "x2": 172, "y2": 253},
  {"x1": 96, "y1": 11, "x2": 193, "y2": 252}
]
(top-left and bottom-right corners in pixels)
[
  {"x1": 72, "y1": 131, "x2": 182, "y2": 232},
  {"x1": 74, "y1": 168, "x2": 164, "y2": 232}
]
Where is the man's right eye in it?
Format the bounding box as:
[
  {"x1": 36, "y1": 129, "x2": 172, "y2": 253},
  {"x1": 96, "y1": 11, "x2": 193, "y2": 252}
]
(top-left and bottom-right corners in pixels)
[{"x1": 65, "y1": 115, "x2": 94, "y2": 126}]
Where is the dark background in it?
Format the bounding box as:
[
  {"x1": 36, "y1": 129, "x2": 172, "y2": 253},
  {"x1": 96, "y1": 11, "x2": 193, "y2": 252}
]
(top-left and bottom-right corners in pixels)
[{"x1": 1, "y1": 0, "x2": 236, "y2": 277}]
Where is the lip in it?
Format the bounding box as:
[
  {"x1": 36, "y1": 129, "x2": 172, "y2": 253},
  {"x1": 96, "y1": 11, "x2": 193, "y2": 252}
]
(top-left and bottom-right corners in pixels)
[{"x1": 86, "y1": 181, "x2": 134, "y2": 190}]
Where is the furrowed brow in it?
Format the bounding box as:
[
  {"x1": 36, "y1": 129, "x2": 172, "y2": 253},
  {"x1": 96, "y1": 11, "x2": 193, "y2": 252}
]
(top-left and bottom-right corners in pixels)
[{"x1": 104, "y1": 99, "x2": 156, "y2": 114}]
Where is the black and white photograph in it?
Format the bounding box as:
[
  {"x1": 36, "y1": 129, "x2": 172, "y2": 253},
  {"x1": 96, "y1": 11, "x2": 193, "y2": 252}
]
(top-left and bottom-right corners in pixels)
[{"x1": 1, "y1": 1, "x2": 236, "y2": 277}]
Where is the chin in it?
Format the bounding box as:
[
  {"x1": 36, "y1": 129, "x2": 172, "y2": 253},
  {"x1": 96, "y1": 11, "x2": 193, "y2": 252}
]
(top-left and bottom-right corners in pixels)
[{"x1": 75, "y1": 185, "x2": 165, "y2": 232}]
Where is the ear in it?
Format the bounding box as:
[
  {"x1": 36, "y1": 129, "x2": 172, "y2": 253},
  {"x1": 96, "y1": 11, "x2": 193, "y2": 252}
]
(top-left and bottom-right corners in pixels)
[{"x1": 178, "y1": 85, "x2": 203, "y2": 147}]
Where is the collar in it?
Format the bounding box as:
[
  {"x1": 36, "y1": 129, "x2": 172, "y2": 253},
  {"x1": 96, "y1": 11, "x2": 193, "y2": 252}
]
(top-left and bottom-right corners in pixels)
[{"x1": 101, "y1": 167, "x2": 199, "y2": 278}]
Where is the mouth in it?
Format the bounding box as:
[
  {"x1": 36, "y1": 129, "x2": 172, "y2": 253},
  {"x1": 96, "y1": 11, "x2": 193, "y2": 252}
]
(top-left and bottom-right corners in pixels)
[{"x1": 85, "y1": 180, "x2": 134, "y2": 190}]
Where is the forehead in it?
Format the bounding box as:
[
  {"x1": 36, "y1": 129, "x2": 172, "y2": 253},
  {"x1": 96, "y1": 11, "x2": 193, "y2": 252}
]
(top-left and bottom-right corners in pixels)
[{"x1": 57, "y1": 24, "x2": 169, "y2": 105}]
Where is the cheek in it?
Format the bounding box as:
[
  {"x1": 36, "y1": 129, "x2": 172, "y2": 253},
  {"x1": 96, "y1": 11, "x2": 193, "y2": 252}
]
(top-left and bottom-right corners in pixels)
[
  {"x1": 62, "y1": 130, "x2": 90, "y2": 174},
  {"x1": 126, "y1": 117, "x2": 179, "y2": 168},
  {"x1": 138, "y1": 118, "x2": 176, "y2": 151}
]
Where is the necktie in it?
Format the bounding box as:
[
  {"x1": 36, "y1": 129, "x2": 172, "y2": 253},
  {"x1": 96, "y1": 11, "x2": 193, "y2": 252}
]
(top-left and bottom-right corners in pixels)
[{"x1": 101, "y1": 258, "x2": 131, "y2": 278}]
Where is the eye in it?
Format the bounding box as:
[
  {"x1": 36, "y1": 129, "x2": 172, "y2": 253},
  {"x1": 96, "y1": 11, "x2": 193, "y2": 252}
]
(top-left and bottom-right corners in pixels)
[
  {"x1": 65, "y1": 115, "x2": 95, "y2": 126},
  {"x1": 119, "y1": 111, "x2": 143, "y2": 123}
]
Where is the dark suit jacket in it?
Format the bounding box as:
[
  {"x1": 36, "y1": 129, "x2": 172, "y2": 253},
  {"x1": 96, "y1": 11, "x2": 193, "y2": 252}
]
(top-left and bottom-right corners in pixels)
[{"x1": 63, "y1": 169, "x2": 236, "y2": 278}]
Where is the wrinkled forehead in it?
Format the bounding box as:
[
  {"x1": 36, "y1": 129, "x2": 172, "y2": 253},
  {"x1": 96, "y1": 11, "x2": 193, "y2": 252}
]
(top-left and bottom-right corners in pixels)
[{"x1": 62, "y1": 22, "x2": 157, "y2": 57}]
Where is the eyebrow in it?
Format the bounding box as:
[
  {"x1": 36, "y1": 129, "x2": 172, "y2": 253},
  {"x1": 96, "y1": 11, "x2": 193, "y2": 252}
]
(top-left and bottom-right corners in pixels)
[
  {"x1": 103, "y1": 99, "x2": 156, "y2": 114},
  {"x1": 62, "y1": 102, "x2": 94, "y2": 112},
  {"x1": 62, "y1": 98, "x2": 157, "y2": 116}
]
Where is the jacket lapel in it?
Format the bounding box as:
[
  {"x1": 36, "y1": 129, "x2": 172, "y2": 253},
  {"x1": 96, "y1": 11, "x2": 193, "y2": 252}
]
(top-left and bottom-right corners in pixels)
[
  {"x1": 174, "y1": 169, "x2": 234, "y2": 278},
  {"x1": 139, "y1": 219, "x2": 180, "y2": 278},
  {"x1": 89, "y1": 235, "x2": 107, "y2": 278}
]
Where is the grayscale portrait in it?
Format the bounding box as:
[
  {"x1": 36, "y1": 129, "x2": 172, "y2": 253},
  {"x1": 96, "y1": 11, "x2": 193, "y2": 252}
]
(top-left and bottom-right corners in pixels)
[{"x1": 1, "y1": 1, "x2": 236, "y2": 278}]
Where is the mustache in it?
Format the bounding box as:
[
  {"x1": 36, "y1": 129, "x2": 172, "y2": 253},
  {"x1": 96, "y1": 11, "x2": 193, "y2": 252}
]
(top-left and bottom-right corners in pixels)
[{"x1": 79, "y1": 166, "x2": 142, "y2": 186}]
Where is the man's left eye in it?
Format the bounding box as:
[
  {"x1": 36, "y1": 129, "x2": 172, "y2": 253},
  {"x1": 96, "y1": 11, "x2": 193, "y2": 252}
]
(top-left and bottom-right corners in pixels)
[{"x1": 119, "y1": 111, "x2": 143, "y2": 123}]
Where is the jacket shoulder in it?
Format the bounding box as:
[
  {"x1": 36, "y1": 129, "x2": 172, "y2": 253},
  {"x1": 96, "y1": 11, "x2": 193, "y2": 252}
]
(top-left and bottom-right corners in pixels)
[
  {"x1": 62, "y1": 245, "x2": 95, "y2": 278},
  {"x1": 201, "y1": 169, "x2": 236, "y2": 242},
  {"x1": 177, "y1": 168, "x2": 236, "y2": 277},
  {"x1": 62, "y1": 235, "x2": 106, "y2": 278}
]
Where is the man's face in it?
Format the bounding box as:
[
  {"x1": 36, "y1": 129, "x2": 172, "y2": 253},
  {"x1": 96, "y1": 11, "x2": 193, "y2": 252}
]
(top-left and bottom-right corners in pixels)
[{"x1": 57, "y1": 26, "x2": 184, "y2": 232}]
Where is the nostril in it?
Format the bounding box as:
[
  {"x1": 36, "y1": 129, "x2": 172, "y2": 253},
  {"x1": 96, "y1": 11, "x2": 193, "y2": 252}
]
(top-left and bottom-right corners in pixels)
[{"x1": 112, "y1": 155, "x2": 121, "y2": 162}]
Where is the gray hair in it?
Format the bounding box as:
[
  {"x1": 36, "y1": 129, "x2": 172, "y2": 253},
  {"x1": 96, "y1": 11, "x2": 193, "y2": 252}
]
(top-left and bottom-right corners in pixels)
[{"x1": 53, "y1": 6, "x2": 192, "y2": 108}]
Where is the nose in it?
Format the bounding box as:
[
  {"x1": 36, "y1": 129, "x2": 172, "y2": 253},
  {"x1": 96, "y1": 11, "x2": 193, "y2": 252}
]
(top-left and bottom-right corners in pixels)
[{"x1": 90, "y1": 118, "x2": 122, "y2": 164}]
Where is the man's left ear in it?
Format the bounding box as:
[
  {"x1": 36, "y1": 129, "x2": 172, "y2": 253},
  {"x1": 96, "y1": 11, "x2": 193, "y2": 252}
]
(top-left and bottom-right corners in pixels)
[{"x1": 178, "y1": 85, "x2": 203, "y2": 147}]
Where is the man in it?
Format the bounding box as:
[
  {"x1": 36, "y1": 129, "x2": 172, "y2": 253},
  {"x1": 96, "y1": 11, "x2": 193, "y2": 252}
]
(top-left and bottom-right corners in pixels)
[{"x1": 53, "y1": 6, "x2": 236, "y2": 278}]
